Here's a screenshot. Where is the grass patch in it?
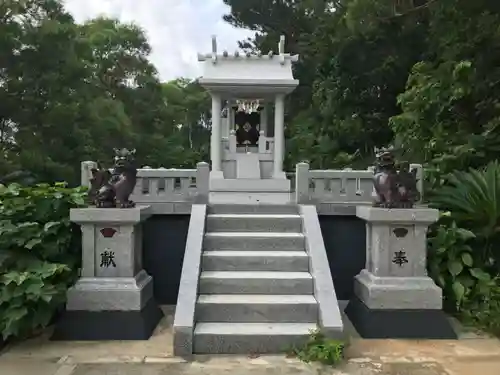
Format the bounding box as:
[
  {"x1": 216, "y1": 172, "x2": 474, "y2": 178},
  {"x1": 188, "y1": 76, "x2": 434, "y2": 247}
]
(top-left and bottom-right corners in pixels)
[{"x1": 288, "y1": 329, "x2": 346, "y2": 366}]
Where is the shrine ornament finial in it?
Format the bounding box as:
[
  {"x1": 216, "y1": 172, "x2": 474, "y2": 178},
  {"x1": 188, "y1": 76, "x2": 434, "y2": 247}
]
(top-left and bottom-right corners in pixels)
[
  {"x1": 279, "y1": 35, "x2": 286, "y2": 65},
  {"x1": 211, "y1": 35, "x2": 217, "y2": 64}
]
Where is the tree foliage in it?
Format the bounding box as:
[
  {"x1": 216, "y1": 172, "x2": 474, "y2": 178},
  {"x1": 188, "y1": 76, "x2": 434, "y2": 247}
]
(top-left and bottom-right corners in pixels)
[{"x1": 0, "y1": 0, "x2": 210, "y2": 184}]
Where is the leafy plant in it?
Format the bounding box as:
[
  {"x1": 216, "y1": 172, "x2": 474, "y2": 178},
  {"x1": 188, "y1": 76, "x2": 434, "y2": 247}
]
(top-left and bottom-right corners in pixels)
[
  {"x1": 0, "y1": 182, "x2": 87, "y2": 340},
  {"x1": 290, "y1": 329, "x2": 345, "y2": 366},
  {"x1": 460, "y1": 278, "x2": 500, "y2": 337},
  {"x1": 428, "y1": 216, "x2": 493, "y2": 310},
  {"x1": 430, "y1": 161, "x2": 500, "y2": 271}
]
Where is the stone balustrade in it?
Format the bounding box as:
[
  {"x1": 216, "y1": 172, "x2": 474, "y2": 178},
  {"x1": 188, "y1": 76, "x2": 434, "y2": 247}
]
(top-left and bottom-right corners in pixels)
[
  {"x1": 294, "y1": 162, "x2": 423, "y2": 208},
  {"x1": 258, "y1": 131, "x2": 274, "y2": 154},
  {"x1": 81, "y1": 160, "x2": 423, "y2": 213},
  {"x1": 80, "y1": 161, "x2": 210, "y2": 214},
  {"x1": 224, "y1": 130, "x2": 274, "y2": 154}
]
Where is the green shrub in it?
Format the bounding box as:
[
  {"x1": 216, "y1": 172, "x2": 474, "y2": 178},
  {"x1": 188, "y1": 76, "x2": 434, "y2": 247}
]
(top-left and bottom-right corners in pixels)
[
  {"x1": 290, "y1": 329, "x2": 345, "y2": 366},
  {"x1": 461, "y1": 278, "x2": 500, "y2": 336},
  {"x1": 427, "y1": 163, "x2": 500, "y2": 336},
  {"x1": 0, "y1": 182, "x2": 87, "y2": 340},
  {"x1": 428, "y1": 216, "x2": 494, "y2": 311},
  {"x1": 430, "y1": 161, "x2": 500, "y2": 271}
]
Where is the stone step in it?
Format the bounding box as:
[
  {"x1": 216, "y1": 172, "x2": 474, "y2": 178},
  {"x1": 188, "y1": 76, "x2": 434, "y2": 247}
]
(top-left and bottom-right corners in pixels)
[
  {"x1": 209, "y1": 192, "x2": 293, "y2": 205},
  {"x1": 193, "y1": 322, "x2": 317, "y2": 354},
  {"x1": 196, "y1": 294, "x2": 318, "y2": 323},
  {"x1": 198, "y1": 271, "x2": 313, "y2": 294},
  {"x1": 203, "y1": 232, "x2": 305, "y2": 251},
  {"x1": 209, "y1": 204, "x2": 298, "y2": 215},
  {"x1": 206, "y1": 214, "x2": 302, "y2": 233},
  {"x1": 210, "y1": 178, "x2": 291, "y2": 192},
  {"x1": 201, "y1": 250, "x2": 309, "y2": 272}
]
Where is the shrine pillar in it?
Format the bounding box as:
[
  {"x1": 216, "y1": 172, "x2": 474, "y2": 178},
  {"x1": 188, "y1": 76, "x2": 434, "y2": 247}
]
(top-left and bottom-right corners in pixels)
[
  {"x1": 210, "y1": 93, "x2": 222, "y2": 172},
  {"x1": 260, "y1": 103, "x2": 268, "y2": 136},
  {"x1": 273, "y1": 94, "x2": 285, "y2": 177}
]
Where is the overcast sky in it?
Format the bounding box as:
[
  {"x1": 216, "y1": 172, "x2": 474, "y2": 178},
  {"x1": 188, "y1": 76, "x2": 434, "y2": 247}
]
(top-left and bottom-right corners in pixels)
[{"x1": 63, "y1": 0, "x2": 254, "y2": 81}]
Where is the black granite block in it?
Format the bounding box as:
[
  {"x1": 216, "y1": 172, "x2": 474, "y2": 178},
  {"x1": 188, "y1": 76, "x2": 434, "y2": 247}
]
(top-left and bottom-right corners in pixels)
[
  {"x1": 345, "y1": 296, "x2": 457, "y2": 339},
  {"x1": 51, "y1": 298, "x2": 163, "y2": 341}
]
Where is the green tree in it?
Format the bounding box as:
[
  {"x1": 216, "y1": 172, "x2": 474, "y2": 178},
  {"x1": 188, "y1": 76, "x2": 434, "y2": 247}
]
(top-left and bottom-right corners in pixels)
[
  {"x1": 390, "y1": 0, "x2": 500, "y2": 186},
  {"x1": 0, "y1": 0, "x2": 95, "y2": 183},
  {"x1": 0, "y1": 0, "x2": 211, "y2": 182}
]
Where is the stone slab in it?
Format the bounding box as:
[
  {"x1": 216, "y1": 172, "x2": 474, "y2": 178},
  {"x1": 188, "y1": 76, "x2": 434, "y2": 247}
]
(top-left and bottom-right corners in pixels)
[
  {"x1": 66, "y1": 270, "x2": 154, "y2": 311},
  {"x1": 195, "y1": 294, "x2": 318, "y2": 323},
  {"x1": 206, "y1": 214, "x2": 302, "y2": 233},
  {"x1": 70, "y1": 206, "x2": 152, "y2": 224},
  {"x1": 300, "y1": 205, "x2": 344, "y2": 339},
  {"x1": 201, "y1": 250, "x2": 309, "y2": 272},
  {"x1": 52, "y1": 297, "x2": 163, "y2": 341},
  {"x1": 209, "y1": 204, "x2": 298, "y2": 215},
  {"x1": 345, "y1": 296, "x2": 457, "y2": 339},
  {"x1": 173, "y1": 205, "x2": 207, "y2": 357},
  {"x1": 354, "y1": 269, "x2": 443, "y2": 310},
  {"x1": 356, "y1": 206, "x2": 439, "y2": 224},
  {"x1": 193, "y1": 322, "x2": 316, "y2": 354},
  {"x1": 209, "y1": 192, "x2": 293, "y2": 204},
  {"x1": 198, "y1": 271, "x2": 313, "y2": 294},
  {"x1": 209, "y1": 178, "x2": 291, "y2": 192},
  {"x1": 203, "y1": 232, "x2": 304, "y2": 251},
  {"x1": 236, "y1": 153, "x2": 260, "y2": 179}
]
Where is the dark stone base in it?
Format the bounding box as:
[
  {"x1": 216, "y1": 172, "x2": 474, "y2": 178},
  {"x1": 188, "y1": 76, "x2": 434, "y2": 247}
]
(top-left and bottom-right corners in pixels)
[
  {"x1": 51, "y1": 298, "x2": 163, "y2": 341},
  {"x1": 345, "y1": 296, "x2": 457, "y2": 339}
]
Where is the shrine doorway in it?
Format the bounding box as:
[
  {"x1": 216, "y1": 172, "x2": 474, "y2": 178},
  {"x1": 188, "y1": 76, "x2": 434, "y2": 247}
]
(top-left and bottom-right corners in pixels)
[{"x1": 234, "y1": 109, "x2": 260, "y2": 148}]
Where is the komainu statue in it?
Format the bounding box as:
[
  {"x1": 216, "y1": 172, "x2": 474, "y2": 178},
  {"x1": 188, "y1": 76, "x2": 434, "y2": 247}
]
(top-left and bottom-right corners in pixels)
[
  {"x1": 372, "y1": 147, "x2": 420, "y2": 208},
  {"x1": 88, "y1": 148, "x2": 138, "y2": 208}
]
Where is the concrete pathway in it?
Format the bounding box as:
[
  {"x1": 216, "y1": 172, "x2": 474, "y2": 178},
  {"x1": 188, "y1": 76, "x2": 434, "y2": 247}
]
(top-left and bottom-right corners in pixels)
[
  {"x1": 2, "y1": 350, "x2": 500, "y2": 375},
  {"x1": 1, "y1": 306, "x2": 500, "y2": 374}
]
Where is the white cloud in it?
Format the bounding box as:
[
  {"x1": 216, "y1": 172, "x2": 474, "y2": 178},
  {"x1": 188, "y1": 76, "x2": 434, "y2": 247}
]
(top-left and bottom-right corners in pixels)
[{"x1": 62, "y1": 0, "x2": 254, "y2": 81}]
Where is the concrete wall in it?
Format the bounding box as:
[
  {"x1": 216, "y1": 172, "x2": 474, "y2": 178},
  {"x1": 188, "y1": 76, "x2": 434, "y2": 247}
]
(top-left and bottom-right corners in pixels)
[
  {"x1": 143, "y1": 215, "x2": 191, "y2": 304},
  {"x1": 319, "y1": 216, "x2": 366, "y2": 300},
  {"x1": 142, "y1": 214, "x2": 366, "y2": 304}
]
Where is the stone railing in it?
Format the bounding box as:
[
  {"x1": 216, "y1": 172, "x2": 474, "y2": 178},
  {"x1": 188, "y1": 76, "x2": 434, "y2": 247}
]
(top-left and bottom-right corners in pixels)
[
  {"x1": 80, "y1": 161, "x2": 210, "y2": 214},
  {"x1": 258, "y1": 131, "x2": 274, "y2": 154},
  {"x1": 294, "y1": 162, "x2": 423, "y2": 207},
  {"x1": 80, "y1": 160, "x2": 424, "y2": 214},
  {"x1": 223, "y1": 130, "x2": 274, "y2": 154}
]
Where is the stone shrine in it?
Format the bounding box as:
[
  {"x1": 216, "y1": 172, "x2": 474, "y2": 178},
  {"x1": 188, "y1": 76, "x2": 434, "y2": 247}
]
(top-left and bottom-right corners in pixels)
[
  {"x1": 197, "y1": 35, "x2": 298, "y2": 201},
  {"x1": 53, "y1": 34, "x2": 456, "y2": 354}
]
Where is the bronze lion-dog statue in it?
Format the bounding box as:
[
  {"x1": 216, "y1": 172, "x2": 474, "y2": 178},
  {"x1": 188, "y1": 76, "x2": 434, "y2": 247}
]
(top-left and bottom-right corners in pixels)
[
  {"x1": 88, "y1": 148, "x2": 138, "y2": 208},
  {"x1": 372, "y1": 147, "x2": 420, "y2": 209}
]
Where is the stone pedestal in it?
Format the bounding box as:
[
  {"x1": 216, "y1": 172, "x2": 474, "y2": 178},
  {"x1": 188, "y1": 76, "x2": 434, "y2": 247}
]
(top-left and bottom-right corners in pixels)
[
  {"x1": 345, "y1": 206, "x2": 456, "y2": 339},
  {"x1": 52, "y1": 206, "x2": 163, "y2": 340}
]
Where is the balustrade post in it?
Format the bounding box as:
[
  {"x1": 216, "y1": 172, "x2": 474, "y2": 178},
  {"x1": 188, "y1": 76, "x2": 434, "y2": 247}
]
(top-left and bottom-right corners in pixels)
[
  {"x1": 229, "y1": 130, "x2": 237, "y2": 153},
  {"x1": 81, "y1": 161, "x2": 97, "y2": 187},
  {"x1": 295, "y1": 162, "x2": 310, "y2": 204},
  {"x1": 410, "y1": 163, "x2": 424, "y2": 203},
  {"x1": 196, "y1": 162, "x2": 210, "y2": 204},
  {"x1": 258, "y1": 130, "x2": 266, "y2": 153}
]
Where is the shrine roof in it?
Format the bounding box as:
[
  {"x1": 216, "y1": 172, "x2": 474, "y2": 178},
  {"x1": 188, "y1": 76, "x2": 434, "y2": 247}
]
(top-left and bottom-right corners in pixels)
[{"x1": 197, "y1": 35, "x2": 299, "y2": 95}]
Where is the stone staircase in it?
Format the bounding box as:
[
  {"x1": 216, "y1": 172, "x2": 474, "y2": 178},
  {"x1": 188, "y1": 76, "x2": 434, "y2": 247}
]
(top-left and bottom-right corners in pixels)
[{"x1": 192, "y1": 204, "x2": 320, "y2": 354}]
